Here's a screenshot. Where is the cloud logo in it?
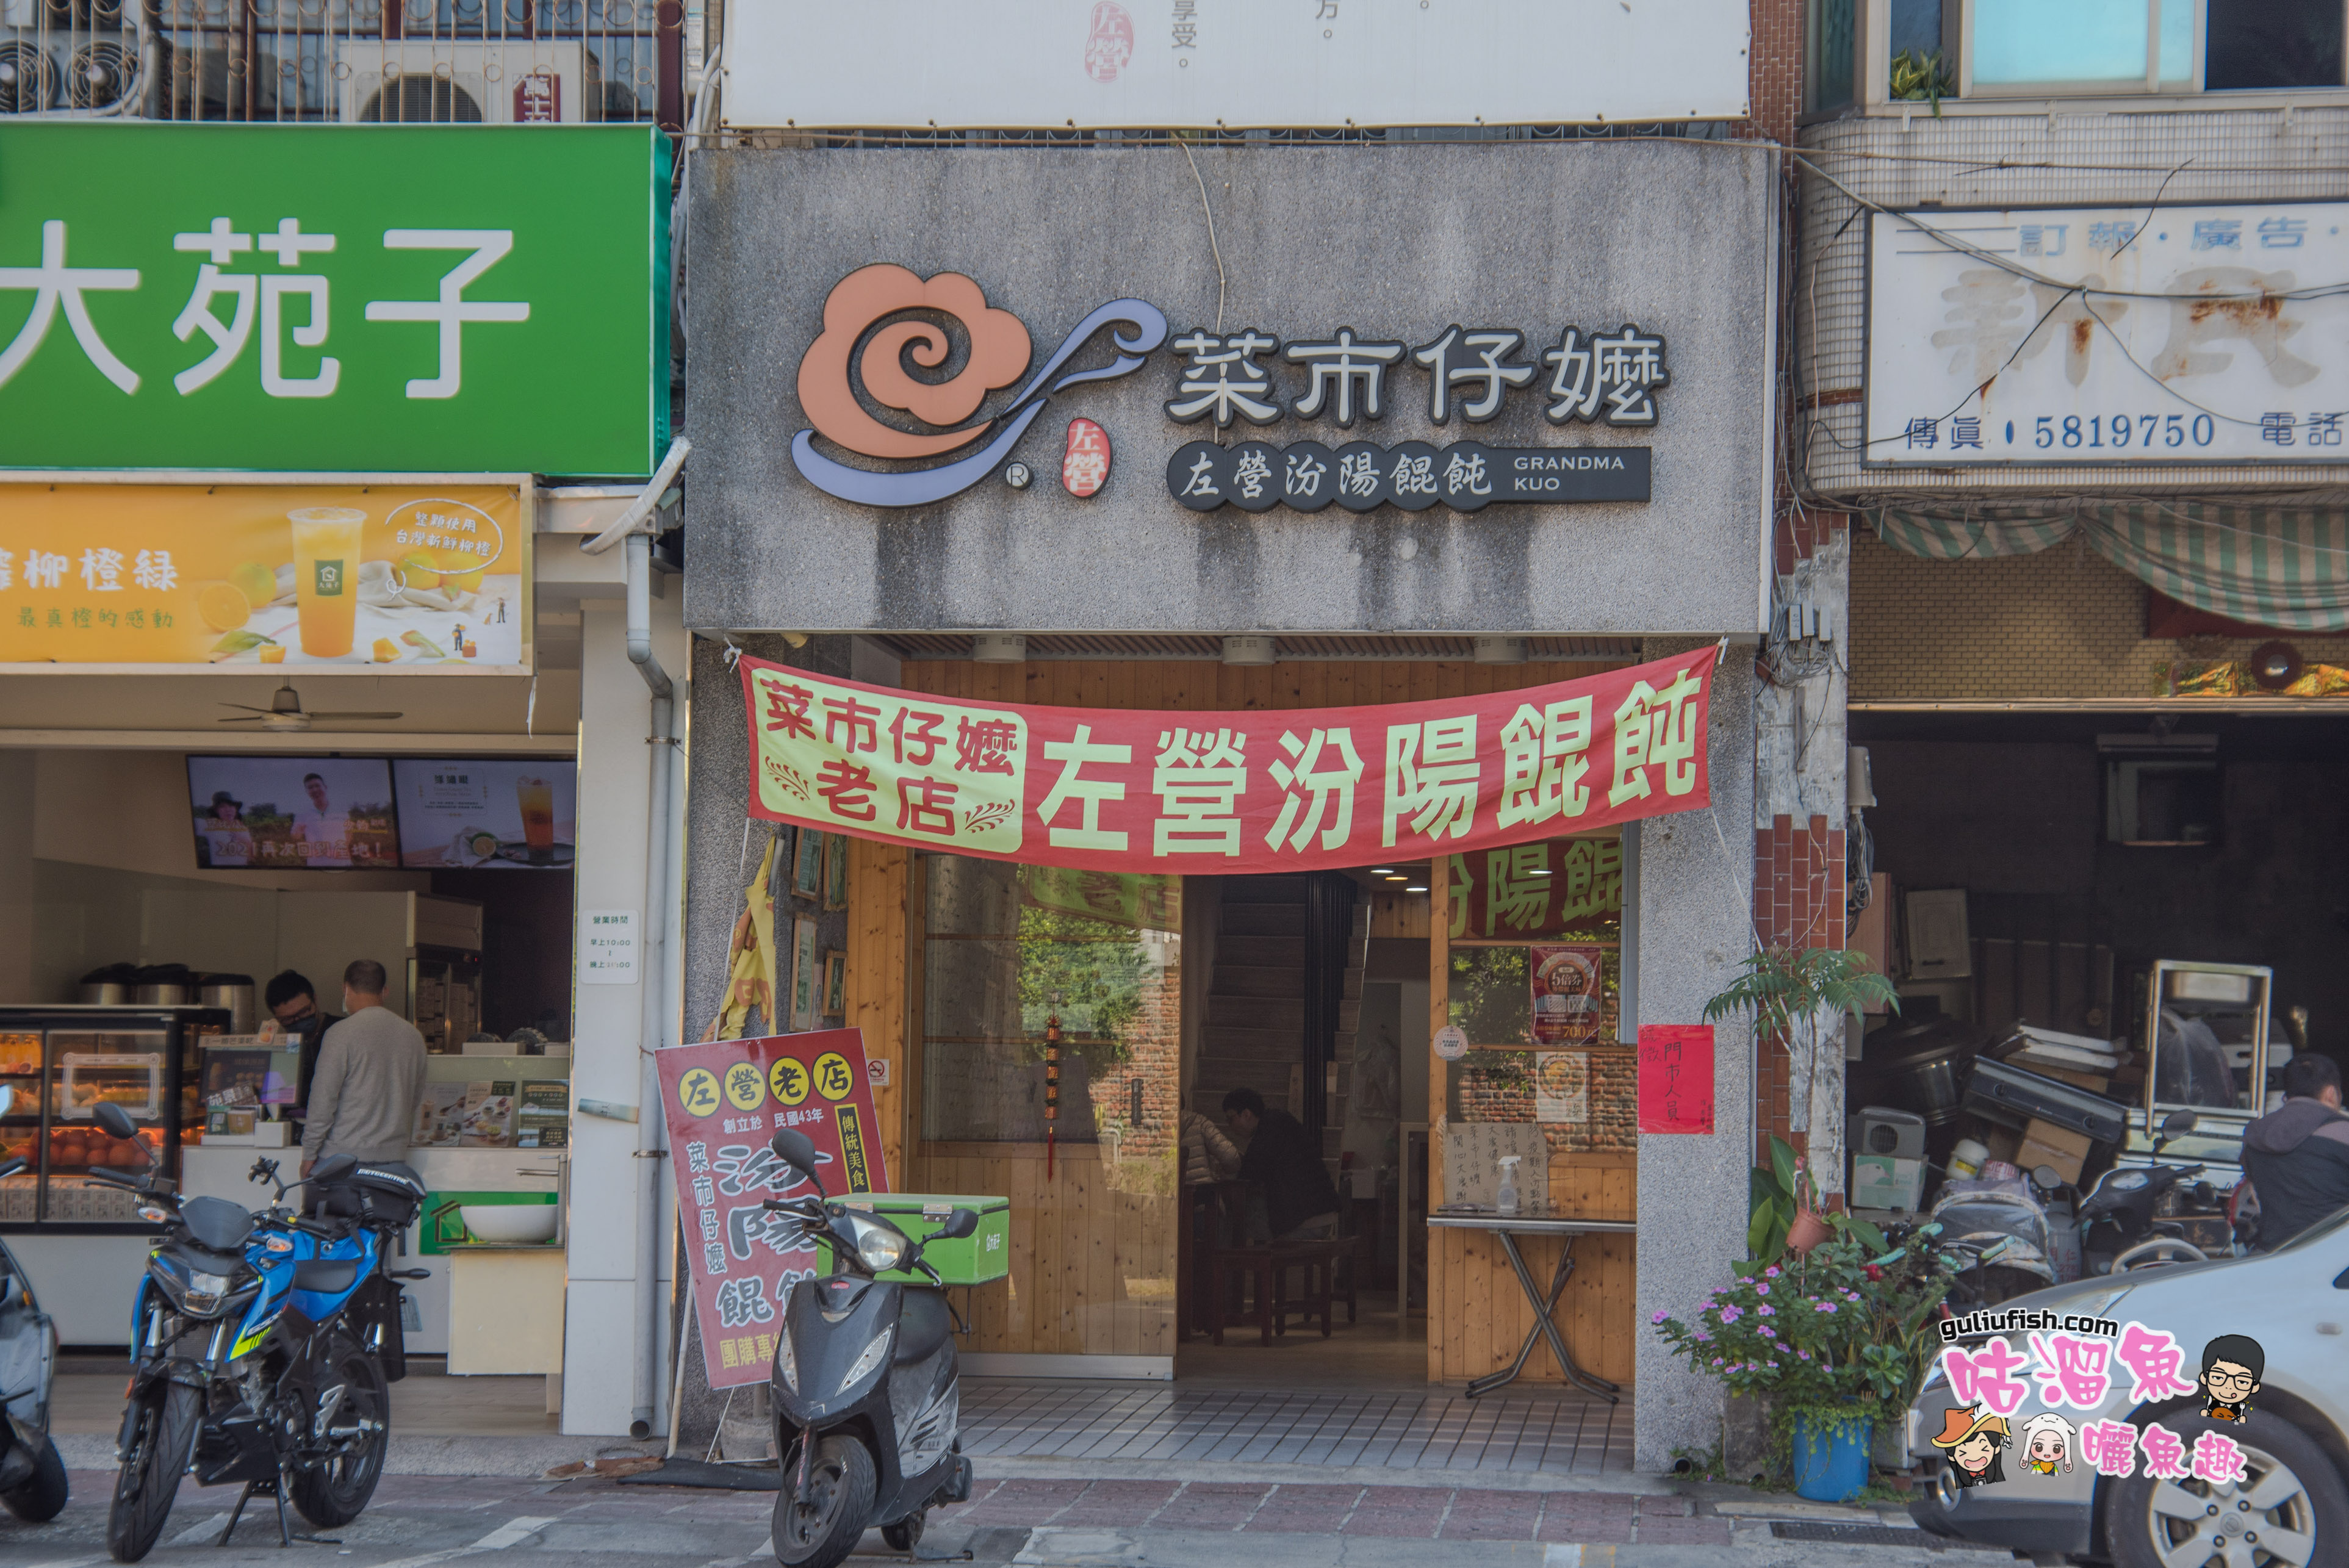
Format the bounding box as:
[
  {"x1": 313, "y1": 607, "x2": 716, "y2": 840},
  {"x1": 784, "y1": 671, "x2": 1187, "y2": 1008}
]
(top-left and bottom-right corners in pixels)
[{"x1": 790, "y1": 265, "x2": 1167, "y2": 509}]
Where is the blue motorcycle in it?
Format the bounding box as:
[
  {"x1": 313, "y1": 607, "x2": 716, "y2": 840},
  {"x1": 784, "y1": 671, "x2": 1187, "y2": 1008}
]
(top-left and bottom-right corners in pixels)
[{"x1": 88, "y1": 1102, "x2": 425, "y2": 1563}]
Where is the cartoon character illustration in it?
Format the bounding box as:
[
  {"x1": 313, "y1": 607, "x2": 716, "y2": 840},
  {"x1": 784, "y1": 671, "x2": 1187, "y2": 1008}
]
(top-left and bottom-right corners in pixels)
[
  {"x1": 1930, "y1": 1404, "x2": 2012, "y2": 1487},
  {"x1": 2199, "y1": 1334, "x2": 2264, "y2": 1423},
  {"x1": 2018, "y1": 1412, "x2": 2076, "y2": 1476}
]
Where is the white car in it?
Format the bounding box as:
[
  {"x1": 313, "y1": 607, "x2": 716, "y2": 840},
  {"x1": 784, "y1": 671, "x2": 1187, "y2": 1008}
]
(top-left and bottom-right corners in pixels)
[{"x1": 1907, "y1": 1209, "x2": 2349, "y2": 1566}]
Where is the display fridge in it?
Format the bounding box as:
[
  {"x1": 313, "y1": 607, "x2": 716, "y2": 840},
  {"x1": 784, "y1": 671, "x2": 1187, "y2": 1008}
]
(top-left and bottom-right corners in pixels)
[{"x1": 0, "y1": 1006, "x2": 225, "y2": 1230}]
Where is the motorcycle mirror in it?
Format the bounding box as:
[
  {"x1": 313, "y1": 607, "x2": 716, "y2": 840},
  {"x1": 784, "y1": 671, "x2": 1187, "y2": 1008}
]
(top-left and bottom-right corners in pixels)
[
  {"x1": 937, "y1": 1207, "x2": 979, "y2": 1241},
  {"x1": 2161, "y1": 1109, "x2": 2200, "y2": 1138},
  {"x1": 93, "y1": 1101, "x2": 138, "y2": 1140},
  {"x1": 769, "y1": 1127, "x2": 822, "y2": 1187},
  {"x1": 2031, "y1": 1163, "x2": 2062, "y2": 1192},
  {"x1": 312, "y1": 1153, "x2": 359, "y2": 1184}
]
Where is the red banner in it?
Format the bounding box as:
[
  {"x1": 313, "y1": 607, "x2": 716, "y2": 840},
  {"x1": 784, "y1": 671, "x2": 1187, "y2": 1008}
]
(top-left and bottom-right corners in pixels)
[
  {"x1": 1638, "y1": 1024, "x2": 1715, "y2": 1135},
  {"x1": 738, "y1": 647, "x2": 1713, "y2": 871},
  {"x1": 654, "y1": 1029, "x2": 891, "y2": 1389}
]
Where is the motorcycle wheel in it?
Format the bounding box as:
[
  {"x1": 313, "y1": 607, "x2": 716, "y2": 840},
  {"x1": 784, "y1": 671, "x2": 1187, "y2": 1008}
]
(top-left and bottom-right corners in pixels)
[
  {"x1": 290, "y1": 1337, "x2": 390, "y2": 1528},
  {"x1": 773, "y1": 1434, "x2": 876, "y2": 1568},
  {"x1": 107, "y1": 1381, "x2": 201, "y2": 1563},
  {"x1": 882, "y1": 1510, "x2": 926, "y2": 1552},
  {"x1": 2106, "y1": 1411, "x2": 2344, "y2": 1568},
  {"x1": 0, "y1": 1433, "x2": 68, "y2": 1522}
]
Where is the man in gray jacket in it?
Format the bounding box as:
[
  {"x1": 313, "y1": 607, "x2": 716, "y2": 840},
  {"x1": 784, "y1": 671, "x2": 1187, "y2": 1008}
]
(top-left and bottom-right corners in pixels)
[
  {"x1": 301, "y1": 958, "x2": 426, "y2": 1175},
  {"x1": 2242, "y1": 1053, "x2": 2349, "y2": 1250}
]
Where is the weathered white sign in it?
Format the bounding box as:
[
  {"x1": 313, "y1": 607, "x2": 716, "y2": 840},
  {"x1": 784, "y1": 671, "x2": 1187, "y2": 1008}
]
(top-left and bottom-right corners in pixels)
[
  {"x1": 1867, "y1": 204, "x2": 2349, "y2": 467},
  {"x1": 722, "y1": 1, "x2": 1751, "y2": 130}
]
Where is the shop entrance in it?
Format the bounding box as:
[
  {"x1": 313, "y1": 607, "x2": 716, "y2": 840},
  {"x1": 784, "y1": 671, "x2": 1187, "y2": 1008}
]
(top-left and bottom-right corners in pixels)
[{"x1": 1176, "y1": 871, "x2": 1429, "y2": 1385}]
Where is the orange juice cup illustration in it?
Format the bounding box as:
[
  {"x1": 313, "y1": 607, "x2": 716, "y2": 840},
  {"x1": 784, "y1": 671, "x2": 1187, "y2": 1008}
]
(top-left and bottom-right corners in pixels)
[
  {"x1": 289, "y1": 507, "x2": 367, "y2": 658},
  {"x1": 518, "y1": 777, "x2": 556, "y2": 852}
]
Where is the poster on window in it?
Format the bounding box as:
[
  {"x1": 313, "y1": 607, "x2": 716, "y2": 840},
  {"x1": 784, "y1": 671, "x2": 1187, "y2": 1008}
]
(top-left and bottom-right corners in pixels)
[
  {"x1": 738, "y1": 648, "x2": 1713, "y2": 874},
  {"x1": 653, "y1": 1029, "x2": 892, "y2": 1389},
  {"x1": 1530, "y1": 945, "x2": 1606, "y2": 1047}
]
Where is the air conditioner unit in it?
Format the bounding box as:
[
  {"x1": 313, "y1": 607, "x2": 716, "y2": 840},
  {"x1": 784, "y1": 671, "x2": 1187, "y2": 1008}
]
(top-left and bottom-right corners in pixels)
[
  {"x1": 0, "y1": 12, "x2": 146, "y2": 117},
  {"x1": 335, "y1": 40, "x2": 588, "y2": 125}
]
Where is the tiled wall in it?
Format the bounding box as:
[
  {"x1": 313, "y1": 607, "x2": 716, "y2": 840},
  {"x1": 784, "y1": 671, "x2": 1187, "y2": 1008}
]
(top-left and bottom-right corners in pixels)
[{"x1": 1848, "y1": 529, "x2": 2349, "y2": 702}]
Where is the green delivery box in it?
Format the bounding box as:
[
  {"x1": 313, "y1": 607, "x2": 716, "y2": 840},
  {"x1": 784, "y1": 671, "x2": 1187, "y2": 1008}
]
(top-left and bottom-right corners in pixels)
[{"x1": 827, "y1": 1193, "x2": 1010, "y2": 1286}]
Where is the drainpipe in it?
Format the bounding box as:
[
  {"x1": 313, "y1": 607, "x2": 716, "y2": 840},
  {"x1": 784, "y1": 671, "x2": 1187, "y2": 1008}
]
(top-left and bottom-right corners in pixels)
[{"x1": 584, "y1": 437, "x2": 688, "y2": 1437}]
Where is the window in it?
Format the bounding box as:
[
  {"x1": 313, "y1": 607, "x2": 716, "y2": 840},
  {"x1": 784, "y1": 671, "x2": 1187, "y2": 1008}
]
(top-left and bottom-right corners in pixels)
[
  {"x1": 1940, "y1": 0, "x2": 2347, "y2": 99},
  {"x1": 921, "y1": 857, "x2": 1181, "y2": 1161}
]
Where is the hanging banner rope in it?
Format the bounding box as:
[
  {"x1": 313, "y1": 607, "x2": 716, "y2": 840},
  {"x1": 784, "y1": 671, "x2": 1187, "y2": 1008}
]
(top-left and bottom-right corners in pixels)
[{"x1": 735, "y1": 648, "x2": 1714, "y2": 874}]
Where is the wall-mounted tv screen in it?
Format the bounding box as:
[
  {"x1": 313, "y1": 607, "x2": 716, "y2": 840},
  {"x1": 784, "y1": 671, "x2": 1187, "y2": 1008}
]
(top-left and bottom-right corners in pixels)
[
  {"x1": 186, "y1": 757, "x2": 400, "y2": 870},
  {"x1": 392, "y1": 759, "x2": 577, "y2": 869}
]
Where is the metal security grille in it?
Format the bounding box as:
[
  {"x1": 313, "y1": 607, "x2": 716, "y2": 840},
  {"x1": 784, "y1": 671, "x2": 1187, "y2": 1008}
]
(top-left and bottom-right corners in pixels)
[
  {"x1": 1796, "y1": 107, "x2": 2349, "y2": 497},
  {"x1": 0, "y1": 0, "x2": 683, "y2": 124}
]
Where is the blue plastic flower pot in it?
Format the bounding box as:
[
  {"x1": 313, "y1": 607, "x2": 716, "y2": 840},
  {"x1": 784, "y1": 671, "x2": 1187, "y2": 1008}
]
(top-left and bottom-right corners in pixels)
[{"x1": 1790, "y1": 1412, "x2": 1872, "y2": 1503}]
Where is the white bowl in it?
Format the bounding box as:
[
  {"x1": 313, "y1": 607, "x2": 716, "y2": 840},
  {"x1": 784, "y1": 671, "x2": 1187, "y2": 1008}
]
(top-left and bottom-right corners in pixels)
[{"x1": 459, "y1": 1204, "x2": 558, "y2": 1244}]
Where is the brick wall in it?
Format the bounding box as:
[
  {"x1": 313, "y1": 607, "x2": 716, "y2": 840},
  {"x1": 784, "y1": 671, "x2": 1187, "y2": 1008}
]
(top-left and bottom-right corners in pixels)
[
  {"x1": 1746, "y1": 0, "x2": 1804, "y2": 143},
  {"x1": 1455, "y1": 1049, "x2": 1638, "y2": 1154},
  {"x1": 1849, "y1": 529, "x2": 2349, "y2": 701}
]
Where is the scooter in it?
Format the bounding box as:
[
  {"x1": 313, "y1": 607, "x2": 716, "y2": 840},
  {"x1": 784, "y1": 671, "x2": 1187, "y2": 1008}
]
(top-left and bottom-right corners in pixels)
[
  {"x1": 2079, "y1": 1109, "x2": 2225, "y2": 1273},
  {"x1": 0, "y1": 1087, "x2": 67, "y2": 1525},
  {"x1": 761, "y1": 1127, "x2": 978, "y2": 1568},
  {"x1": 1928, "y1": 1165, "x2": 2062, "y2": 1309}
]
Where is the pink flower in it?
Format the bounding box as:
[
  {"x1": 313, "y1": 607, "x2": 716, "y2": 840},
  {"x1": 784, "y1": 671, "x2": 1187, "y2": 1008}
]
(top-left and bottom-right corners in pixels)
[
  {"x1": 1757, "y1": 1305, "x2": 1775, "y2": 1317},
  {"x1": 1652, "y1": 1310, "x2": 1669, "y2": 1324},
  {"x1": 1721, "y1": 1305, "x2": 1743, "y2": 1325},
  {"x1": 1815, "y1": 1301, "x2": 1839, "y2": 1314},
  {"x1": 1755, "y1": 1283, "x2": 1770, "y2": 1296},
  {"x1": 1798, "y1": 1350, "x2": 1813, "y2": 1360},
  {"x1": 1758, "y1": 1326, "x2": 1775, "y2": 1338},
  {"x1": 1763, "y1": 1266, "x2": 1781, "y2": 1278}
]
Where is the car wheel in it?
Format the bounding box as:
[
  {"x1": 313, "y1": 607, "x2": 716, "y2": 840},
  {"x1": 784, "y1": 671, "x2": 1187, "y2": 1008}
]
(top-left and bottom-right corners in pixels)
[{"x1": 2106, "y1": 1412, "x2": 2346, "y2": 1568}]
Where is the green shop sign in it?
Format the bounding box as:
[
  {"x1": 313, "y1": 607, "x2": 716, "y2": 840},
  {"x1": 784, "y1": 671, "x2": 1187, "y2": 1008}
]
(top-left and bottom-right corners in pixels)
[{"x1": 0, "y1": 124, "x2": 668, "y2": 476}]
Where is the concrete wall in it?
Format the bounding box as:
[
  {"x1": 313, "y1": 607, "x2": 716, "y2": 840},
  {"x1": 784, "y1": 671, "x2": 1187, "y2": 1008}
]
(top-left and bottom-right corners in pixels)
[
  {"x1": 685, "y1": 141, "x2": 1772, "y2": 639},
  {"x1": 561, "y1": 578, "x2": 689, "y2": 1438},
  {"x1": 1631, "y1": 637, "x2": 1756, "y2": 1471}
]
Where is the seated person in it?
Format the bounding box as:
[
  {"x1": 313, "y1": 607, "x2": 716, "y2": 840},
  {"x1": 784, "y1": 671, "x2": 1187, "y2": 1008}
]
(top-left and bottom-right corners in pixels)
[
  {"x1": 2242, "y1": 1052, "x2": 2349, "y2": 1250},
  {"x1": 1223, "y1": 1086, "x2": 1341, "y2": 1244}
]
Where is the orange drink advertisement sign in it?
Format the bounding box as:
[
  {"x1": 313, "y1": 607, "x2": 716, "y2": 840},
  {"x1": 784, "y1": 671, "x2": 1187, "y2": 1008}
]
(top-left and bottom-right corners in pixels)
[{"x1": 0, "y1": 483, "x2": 528, "y2": 671}]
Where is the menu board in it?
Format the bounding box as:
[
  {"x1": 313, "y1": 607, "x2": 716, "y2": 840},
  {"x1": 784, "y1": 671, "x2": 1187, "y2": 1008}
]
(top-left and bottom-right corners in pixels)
[
  {"x1": 392, "y1": 758, "x2": 576, "y2": 869},
  {"x1": 185, "y1": 756, "x2": 397, "y2": 869},
  {"x1": 654, "y1": 1029, "x2": 891, "y2": 1389}
]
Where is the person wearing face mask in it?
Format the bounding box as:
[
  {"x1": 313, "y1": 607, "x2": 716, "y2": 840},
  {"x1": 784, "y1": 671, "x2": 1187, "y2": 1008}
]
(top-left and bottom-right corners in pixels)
[{"x1": 265, "y1": 969, "x2": 341, "y2": 1137}]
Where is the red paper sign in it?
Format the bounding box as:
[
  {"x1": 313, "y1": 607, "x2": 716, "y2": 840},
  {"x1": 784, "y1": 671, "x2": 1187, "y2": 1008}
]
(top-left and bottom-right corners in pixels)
[
  {"x1": 738, "y1": 647, "x2": 1713, "y2": 874},
  {"x1": 1637, "y1": 1024, "x2": 1714, "y2": 1134},
  {"x1": 654, "y1": 1029, "x2": 893, "y2": 1389}
]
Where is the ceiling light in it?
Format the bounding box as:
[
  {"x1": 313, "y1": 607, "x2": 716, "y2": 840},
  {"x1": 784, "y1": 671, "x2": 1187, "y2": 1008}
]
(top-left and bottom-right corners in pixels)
[
  {"x1": 1405, "y1": 885, "x2": 1428, "y2": 893},
  {"x1": 1222, "y1": 635, "x2": 1276, "y2": 666},
  {"x1": 972, "y1": 633, "x2": 1025, "y2": 663},
  {"x1": 1372, "y1": 867, "x2": 1395, "y2": 874}
]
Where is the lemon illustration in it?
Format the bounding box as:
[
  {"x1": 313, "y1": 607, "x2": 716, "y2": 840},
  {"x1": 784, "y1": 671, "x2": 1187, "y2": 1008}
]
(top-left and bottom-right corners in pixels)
[
  {"x1": 228, "y1": 562, "x2": 276, "y2": 608},
  {"x1": 196, "y1": 583, "x2": 251, "y2": 631}
]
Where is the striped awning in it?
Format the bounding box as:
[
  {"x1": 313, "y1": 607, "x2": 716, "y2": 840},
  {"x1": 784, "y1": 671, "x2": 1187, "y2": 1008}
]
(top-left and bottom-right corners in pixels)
[{"x1": 1869, "y1": 503, "x2": 2349, "y2": 633}]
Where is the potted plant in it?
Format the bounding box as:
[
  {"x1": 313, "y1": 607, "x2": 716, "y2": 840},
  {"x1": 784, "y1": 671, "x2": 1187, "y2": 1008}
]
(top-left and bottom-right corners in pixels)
[{"x1": 1652, "y1": 1214, "x2": 1955, "y2": 1501}]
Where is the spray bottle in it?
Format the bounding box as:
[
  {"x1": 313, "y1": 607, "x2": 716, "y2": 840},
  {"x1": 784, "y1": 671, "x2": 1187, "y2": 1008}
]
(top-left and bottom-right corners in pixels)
[{"x1": 1496, "y1": 1154, "x2": 1523, "y2": 1215}]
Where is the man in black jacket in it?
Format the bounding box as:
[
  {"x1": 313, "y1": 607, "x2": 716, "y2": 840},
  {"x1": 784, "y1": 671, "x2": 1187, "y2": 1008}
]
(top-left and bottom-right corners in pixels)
[
  {"x1": 2242, "y1": 1054, "x2": 2349, "y2": 1250},
  {"x1": 1224, "y1": 1086, "x2": 1341, "y2": 1243}
]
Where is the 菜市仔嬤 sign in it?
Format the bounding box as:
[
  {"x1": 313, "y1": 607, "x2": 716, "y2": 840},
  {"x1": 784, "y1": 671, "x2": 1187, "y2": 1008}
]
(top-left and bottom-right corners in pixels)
[
  {"x1": 0, "y1": 124, "x2": 667, "y2": 475},
  {"x1": 736, "y1": 647, "x2": 1714, "y2": 874}
]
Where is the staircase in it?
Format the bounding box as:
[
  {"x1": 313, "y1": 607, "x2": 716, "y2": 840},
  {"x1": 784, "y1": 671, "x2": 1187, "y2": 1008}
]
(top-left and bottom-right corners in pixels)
[
  {"x1": 1190, "y1": 878, "x2": 1370, "y2": 1171},
  {"x1": 1192, "y1": 876, "x2": 1308, "y2": 1121}
]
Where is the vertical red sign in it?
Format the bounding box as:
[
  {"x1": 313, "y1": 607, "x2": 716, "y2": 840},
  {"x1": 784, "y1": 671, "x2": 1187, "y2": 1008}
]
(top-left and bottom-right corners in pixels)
[
  {"x1": 654, "y1": 1029, "x2": 893, "y2": 1389},
  {"x1": 1636, "y1": 1024, "x2": 1715, "y2": 1134}
]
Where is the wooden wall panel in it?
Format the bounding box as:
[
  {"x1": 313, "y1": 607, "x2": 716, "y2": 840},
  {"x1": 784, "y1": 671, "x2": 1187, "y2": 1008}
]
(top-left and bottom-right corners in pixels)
[
  {"x1": 845, "y1": 837, "x2": 911, "y2": 1179},
  {"x1": 1427, "y1": 1151, "x2": 1636, "y2": 1387}
]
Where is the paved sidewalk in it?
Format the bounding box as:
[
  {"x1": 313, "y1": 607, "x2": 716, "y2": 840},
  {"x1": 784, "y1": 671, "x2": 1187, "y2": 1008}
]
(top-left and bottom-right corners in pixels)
[{"x1": 962, "y1": 1380, "x2": 1631, "y2": 1473}]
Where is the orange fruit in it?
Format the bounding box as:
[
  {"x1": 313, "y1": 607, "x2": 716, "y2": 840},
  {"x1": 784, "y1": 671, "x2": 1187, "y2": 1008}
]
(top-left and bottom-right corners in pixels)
[{"x1": 196, "y1": 583, "x2": 251, "y2": 631}]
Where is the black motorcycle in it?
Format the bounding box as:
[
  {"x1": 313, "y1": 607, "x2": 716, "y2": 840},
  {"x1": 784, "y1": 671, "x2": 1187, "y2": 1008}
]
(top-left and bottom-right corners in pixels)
[
  {"x1": 761, "y1": 1127, "x2": 978, "y2": 1568},
  {"x1": 2079, "y1": 1109, "x2": 2228, "y2": 1273},
  {"x1": 90, "y1": 1102, "x2": 426, "y2": 1562}
]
